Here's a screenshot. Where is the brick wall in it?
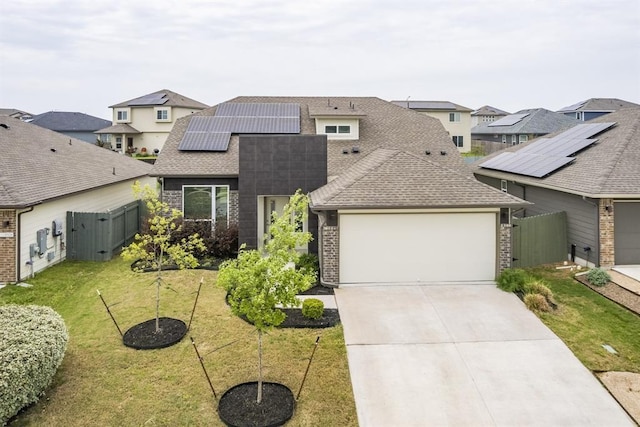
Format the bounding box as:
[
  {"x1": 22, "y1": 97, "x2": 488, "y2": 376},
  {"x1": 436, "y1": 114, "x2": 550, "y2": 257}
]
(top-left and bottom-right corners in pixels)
[
  {"x1": 599, "y1": 198, "x2": 615, "y2": 267},
  {"x1": 499, "y1": 223, "x2": 512, "y2": 274},
  {"x1": 0, "y1": 210, "x2": 17, "y2": 283},
  {"x1": 321, "y1": 225, "x2": 339, "y2": 284}
]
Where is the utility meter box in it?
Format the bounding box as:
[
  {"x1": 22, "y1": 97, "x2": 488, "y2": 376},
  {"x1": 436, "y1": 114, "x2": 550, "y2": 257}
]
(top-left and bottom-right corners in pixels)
[
  {"x1": 36, "y1": 228, "x2": 47, "y2": 256},
  {"x1": 52, "y1": 219, "x2": 63, "y2": 237}
]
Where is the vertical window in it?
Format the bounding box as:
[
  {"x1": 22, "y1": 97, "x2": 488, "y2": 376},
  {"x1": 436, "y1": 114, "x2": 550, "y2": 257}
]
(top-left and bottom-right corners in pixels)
[
  {"x1": 117, "y1": 110, "x2": 128, "y2": 121},
  {"x1": 519, "y1": 134, "x2": 528, "y2": 144},
  {"x1": 115, "y1": 137, "x2": 122, "y2": 149},
  {"x1": 501, "y1": 180, "x2": 508, "y2": 192},
  {"x1": 183, "y1": 185, "x2": 229, "y2": 226},
  {"x1": 502, "y1": 135, "x2": 507, "y2": 143},
  {"x1": 452, "y1": 136, "x2": 464, "y2": 147},
  {"x1": 511, "y1": 135, "x2": 517, "y2": 145},
  {"x1": 449, "y1": 112, "x2": 461, "y2": 122}
]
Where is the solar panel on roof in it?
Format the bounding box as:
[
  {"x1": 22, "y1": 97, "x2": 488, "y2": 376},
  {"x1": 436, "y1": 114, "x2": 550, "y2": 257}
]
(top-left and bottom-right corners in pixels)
[
  {"x1": 479, "y1": 122, "x2": 616, "y2": 178},
  {"x1": 216, "y1": 103, "x2": 300, "y2": 118},
  {"x1": 488, "y1": 113, "x2": 529, "y2": 127},
  {"x1": 178, "y1": 132, "x2": 231, "y2": 151},
  {"x1": 128, "y1": 93, "x2": 168, "y2": 106},
  {"x1": 558, "y1": 100, "x2": 587, "y2": 112}
]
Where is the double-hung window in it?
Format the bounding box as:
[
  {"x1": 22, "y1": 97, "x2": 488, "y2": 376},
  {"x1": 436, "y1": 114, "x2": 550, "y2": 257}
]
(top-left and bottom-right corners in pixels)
[
  {"x1": 183, "y1": 185, "x2": 229, "y2": 226},
  {"x1": 452, "y1": 136, "x2": 464, "y2": 147},
  {"x1": 157, "y1": 109, "x2": 168, "y2": 120},
  {"x1": 116, "y1": 110, "x2": 128, "y2": 122},
  {"x1": 449, "y1": 112, "x2": 460, "y2": 122}
]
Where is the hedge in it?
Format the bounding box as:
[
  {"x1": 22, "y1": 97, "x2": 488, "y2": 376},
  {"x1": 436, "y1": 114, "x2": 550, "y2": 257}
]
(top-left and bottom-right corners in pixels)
[{"x1": 0, "y1": 305, "x2": 68, "y2": 425}]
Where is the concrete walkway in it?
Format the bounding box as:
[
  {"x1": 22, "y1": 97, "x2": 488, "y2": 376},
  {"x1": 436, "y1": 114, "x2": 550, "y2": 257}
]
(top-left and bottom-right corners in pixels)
[{"x1": 335, "y1": 284, "x2": 634, "y2": 426}]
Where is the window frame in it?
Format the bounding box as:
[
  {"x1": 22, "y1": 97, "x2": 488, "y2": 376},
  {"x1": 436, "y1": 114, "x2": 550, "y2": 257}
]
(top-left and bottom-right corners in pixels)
[
  {"x1": 519, "y1": 134, "x2": 528, "y2": 144},
  {"x1": 449, "y1": 112, "x2": 461, "y2": 122},
  {"x1": 155, "y1": 107, "x2": 171, "y2": 122},
  {"x1": 502, "y1": 135, "x2": 507, "y2": 144},
  {"x1": 115, "y1": 108, "x2": 130, "y2": 123},
  {"x1": 182, "y1": 185, "x2": 230, "y2": 227},
  {"x1": 511, "y1": 135, "x2": 517, "y2": 145},
  {"x1": 452, "y1": 135, "x2": 464, "y2": 148}
]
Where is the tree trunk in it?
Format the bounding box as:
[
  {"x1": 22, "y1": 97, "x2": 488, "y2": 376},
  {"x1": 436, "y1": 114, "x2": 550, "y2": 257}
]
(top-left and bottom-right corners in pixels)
[
  {"x1": 257, "y1": 330, "x2": 263, "y2": 404},
  {"x1": 156, "y1": 247, "x2": 163, "y2": 333}
]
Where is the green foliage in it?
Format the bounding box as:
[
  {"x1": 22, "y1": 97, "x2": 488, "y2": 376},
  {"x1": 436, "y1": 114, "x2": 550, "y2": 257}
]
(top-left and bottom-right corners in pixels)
[
  {"x1": 524, "y1": 293, "x2": 551, "y2": 312},
  {"x1": 296, "y1": 253, "x2": 319, "y2": 275},
  {"x1": 218, "y1": 190, "x2": 317, "y2": 331},
  {"x1": 586, "y1": 267, "x2": 611, "y2": 287},
  {"x1": 172, "y1": 220, "x2": 238, "y2": 259},
  {"x1": 0, "y1": 305, "x2": 68, "y2": 424},
  {"x1": 302, "y1": 298, "x2": 324, "y2": 320},
  {"x1": 496, "y1": 268, "x2": 529, "y2": 292}
]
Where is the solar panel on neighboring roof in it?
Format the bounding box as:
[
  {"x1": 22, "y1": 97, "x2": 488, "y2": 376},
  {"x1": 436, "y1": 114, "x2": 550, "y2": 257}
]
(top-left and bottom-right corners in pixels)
[
  {"x1": 558, "y1": 100, "x2": 587, "y2": 112},
  {"x1": 128, "y1": 93, "x2": 168, "y2": 106},
  {"x1": 479, "y1": 122, "x2": 616, "y2": 178},
  {"x1": 216, "y1": 102, "x2": 300, "y2": 118},
  {"x1": 178, "y1": 132, "x2": 231, "y2": 151},
  {"x1": 488, "y1": 113, "x2": 529, "y2": 127}
]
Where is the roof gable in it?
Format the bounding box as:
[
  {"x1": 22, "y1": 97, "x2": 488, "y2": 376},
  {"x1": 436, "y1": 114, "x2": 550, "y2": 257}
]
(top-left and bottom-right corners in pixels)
[
  {"x1": 310, "y1": 149, "x2": 527, "y2": 209},
  {"x1": 472, "y1": 105, "x2": 510, "y2": 116},
  {"x1": 0, "y1": 117, "x2": 152, "y2": 208},
  {"x1": 558, "y1": 98, "x2": 640, "y2": 113},
  {"x1": 472, "y1": 108, "x2": 581, "y2": 135},
  {"x1": 110, "y1": 89, "x2": 209, "y2": 109}
]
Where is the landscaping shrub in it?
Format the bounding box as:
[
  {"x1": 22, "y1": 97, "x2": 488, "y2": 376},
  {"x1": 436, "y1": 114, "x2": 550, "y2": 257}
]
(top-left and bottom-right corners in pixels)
[
  {"x1": 0, "y1": 305, "x2": 68, "y2": 425},
  {"x1": 524, "y1": 279, "x2": 554, "y2": 300},
  {"x1": 586, "y1": 267, "x2": 611, "y2": 287},
  {"x1": 524, "y1": 293, "x2": 551, "y2": 313},
  {"x1": 296, "y1": 253, "x2": 319, "y2": 275},
  {"x1": 171, "y1": 220, "x2": 238, "y2": 259},
  {"x1": 301, "y1": 298, "x2": 324, "y2": 320},
  {"x1": 496, "y1": 268, "x2": 529, "y2": 292}
]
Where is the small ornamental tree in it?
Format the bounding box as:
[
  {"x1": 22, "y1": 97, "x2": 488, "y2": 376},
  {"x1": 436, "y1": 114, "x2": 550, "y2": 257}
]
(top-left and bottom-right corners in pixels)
[
  {"x1": 121, "y1": 181, "x2": 206, "y2": 333},
  {"x1": 217, "y1": 190, "x2": 317, "y2": 403}
]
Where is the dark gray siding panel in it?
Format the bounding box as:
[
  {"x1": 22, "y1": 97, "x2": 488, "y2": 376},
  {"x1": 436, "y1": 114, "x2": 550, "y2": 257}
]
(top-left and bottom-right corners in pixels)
[
  {"x1": 614, "y1": 202, "x2": 640, "y2": 264},
  {"x1": 524, "y1": 187, "x2": 598, "y2": 264},
  {"x1": 239, "y1": 135, "x2": 327, "y2": 253}
]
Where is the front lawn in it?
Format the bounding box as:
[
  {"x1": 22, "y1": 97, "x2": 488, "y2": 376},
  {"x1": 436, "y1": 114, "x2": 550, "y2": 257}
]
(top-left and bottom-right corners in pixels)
[
  {"x1": 527, "y1": 265, "x2": 640, "y2": 373},
  {"x1": 0, "y1": 258, "x2": 357, "y2": 426}
]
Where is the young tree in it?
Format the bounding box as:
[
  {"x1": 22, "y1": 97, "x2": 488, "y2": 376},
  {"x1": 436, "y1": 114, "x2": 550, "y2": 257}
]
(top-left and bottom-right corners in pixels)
[
  {"x1": 121, "y1": 181, "x2": 206, "y2": 333},
  {"x1": 217, "y1": 190, "x2": 317, "y2": 403}
]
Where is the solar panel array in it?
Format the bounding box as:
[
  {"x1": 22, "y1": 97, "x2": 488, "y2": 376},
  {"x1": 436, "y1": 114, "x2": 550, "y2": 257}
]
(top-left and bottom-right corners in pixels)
[
  {"x1": 558, "y1": 100, "x2": 587, "y2": 112},
  {"x1": 479, "y1": 122, "x2": 616, "y2": 178},
  {"x1": 178, "y1": 103, "x2": 301, "y2": 151},
  {"x1": 128, "y1": 92, "x2": 168, "y2": 106},
  {"x1": 488, "y1": 113, "x2": 529, "y2": 127}
]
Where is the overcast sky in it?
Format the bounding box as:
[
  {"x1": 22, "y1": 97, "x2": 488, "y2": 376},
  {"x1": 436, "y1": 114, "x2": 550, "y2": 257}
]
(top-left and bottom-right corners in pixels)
[{"x1": 1, "y1": 0, "x2": 639, "y2": 120}]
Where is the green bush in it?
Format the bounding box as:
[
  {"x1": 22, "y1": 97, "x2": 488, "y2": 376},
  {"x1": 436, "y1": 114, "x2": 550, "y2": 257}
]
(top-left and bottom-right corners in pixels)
[
  {"x1": 586, "y1": 268, "x2": 611, "y2": 287},
  {"x1": 301, "y1": 298, "x2": 324, "y2": 320},
  {"x1": 496, "y1": 268, "x2": 529, "y2": 292},
  {"x1": 524, "y1": 279, "x2": 554, "y2": 300},
  {"x1": 524, "y1": 293, "x2": 551, "y2": 312},
  {"x1": 296, "y1": 253, "x2": 319, "y2": 275},
  {"x1": 0, "y1": 305, "x2": 68, "y2": 425}
]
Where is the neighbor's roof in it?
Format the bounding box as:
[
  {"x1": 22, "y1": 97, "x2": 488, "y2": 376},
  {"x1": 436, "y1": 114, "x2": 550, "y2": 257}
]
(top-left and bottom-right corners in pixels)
[
  {"x1": 472, "y1": 105, "x2": 510, "y2": 116},
  {"x1": 471, "y1": 108, "x2": 581, "y2": 135},
  {"x1": 473, "y1": 108, "x2": 640, "y2": 197},
  {"x1": 310, "y1": 149, "x2": 528, "y2": 209},
  {"x1": 94, "y1": 123, "x2": 141, "y2": 134},
  {"x1": 30, "y1": 111, "x2": 111, "y2": 132},
  {"x1": 0, "y1": 108, "x2": 32, "y2": 118},
  {"x1": 153, "y1": 96, "x2": 469, "y2": 179},
  {"x1": 110, "y1": 89, "x2": 209, "y2": 109},
  {"x1": 558, "y1": 98, "x2": 640, "y2": 113},
  {"x1": 390, "y1": 100, "x2": 473, "y2": 112},
  {"x1": 0, "y1": 117, "x2": 152, "y2": 208}
]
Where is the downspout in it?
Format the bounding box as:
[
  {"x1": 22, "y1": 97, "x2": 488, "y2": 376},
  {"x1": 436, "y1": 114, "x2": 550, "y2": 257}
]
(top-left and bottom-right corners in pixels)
[
  {"x1": 17, "y1": 206, "x2": 35, "y2": 282},
  {"x1": 311, "y1": 208, "x2": 339, "y2": 288}
]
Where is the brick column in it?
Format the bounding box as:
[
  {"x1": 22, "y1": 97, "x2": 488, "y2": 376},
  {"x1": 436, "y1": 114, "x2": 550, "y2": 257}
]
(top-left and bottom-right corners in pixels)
[
  {"x1": 499, "y1": 223, "x2": 512, "y2": 274},
  {"x1": 599, "y1": 198, "x2": 615, "y2": 267},
  {"x1": 0, "y1": 210, "x2": 17, "y2": 283},
  {"x1": 321, "y1": 225, "x2": 339, "y2": 284}
]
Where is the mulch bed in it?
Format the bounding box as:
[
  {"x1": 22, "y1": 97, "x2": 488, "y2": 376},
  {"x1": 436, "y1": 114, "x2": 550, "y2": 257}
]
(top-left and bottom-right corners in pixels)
[
  {"x1": 218, "y1": 381, "x2": 295, "y2": 427},
  {"x1": 574, "y1": 275, "x2": 640, "y2": 316},
  {"x1": 122, "y1": 317, "x2": 187, "y2": 349},
  {"x1": 278, "y1": 308, "x2": 340, "y2": 328}
]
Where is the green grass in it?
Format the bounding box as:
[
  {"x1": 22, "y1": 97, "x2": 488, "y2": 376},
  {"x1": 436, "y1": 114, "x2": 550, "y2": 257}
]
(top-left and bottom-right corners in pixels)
[
  {"x1": 527, "y1": 265, "x2": 640, "y2": 373},
  {"x1": 0, "y1": 258, "x2": 357, "y2": 426}
]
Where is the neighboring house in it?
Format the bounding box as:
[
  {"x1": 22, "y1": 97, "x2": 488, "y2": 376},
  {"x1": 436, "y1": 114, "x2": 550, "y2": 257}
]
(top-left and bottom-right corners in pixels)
[
  {"x1": 29, "y1": 111, "x2": 111, "y2": 144},
  {"x1": 0, "y1": 117, "x2": 154, "y2": 283},
  {"x1": 152, "y1": 96, "x2": 526, "y2": 285},
  {"x1": 471, "y1": 105, "x2": 510, "y2": 127},
  {"x1": 471, "y1": 108, "x2": 581, "y2": 146},
  {"x1": 473, "y1": 108, "x2": 640, "y2": 268},
  {"x1": 95, "y1": 89, "x2": 209, "y2": 154},
  {"x1": 390, "y1": 100, "x2": 473, "y2": 153},
  {"x1": 558, "y1": 98, "x2": 640, "y2": 121},
  {"x1": 0, "y1": 108, "x2": 33, "y2": 121}
]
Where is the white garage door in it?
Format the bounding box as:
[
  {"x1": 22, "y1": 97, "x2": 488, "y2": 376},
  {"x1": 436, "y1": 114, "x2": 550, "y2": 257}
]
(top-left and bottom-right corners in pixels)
[{"x1": 339, "y1": 212, "x2": 497, "y2": 284}]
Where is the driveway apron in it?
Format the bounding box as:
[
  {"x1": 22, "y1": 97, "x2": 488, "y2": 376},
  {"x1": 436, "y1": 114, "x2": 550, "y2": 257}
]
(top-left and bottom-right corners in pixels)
[{"x1": 335, "y1": 284, "x2": 634, "y2": 426}]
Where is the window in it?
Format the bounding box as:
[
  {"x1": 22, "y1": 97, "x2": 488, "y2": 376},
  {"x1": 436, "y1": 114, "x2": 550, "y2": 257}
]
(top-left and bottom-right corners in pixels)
[
  {"x1": 511, "y1": 135, "x2": 517, "y2": 145},
  {"x1": 502, "y1": 135, "x2": 507, "y2": 143},
  {"x1": 452, "y1": 136, "x2": 464, "y2": 147},
  {"x1": 338, "y1": 125, "x2": 350, "y2": 133},
  {"x1": 324, "y1": 125, "x2": 337, "y2": 133},
  {"x1": 324, "y1": 125, "x2": 350, "y2": 134},
  {"x1": 183, "y1": 186, "x2": 229, "y2": 226},
  {"x1": 115, "y1": 137, "x2": 122, "y2": 150},
  {"x1": 116, "y1": 110, "x2": 128, "y2": 121},
  {"x1": 500, "y1": 180, "x2": 508, "y2": 193},
  {"x1": 519, "y1": 134, "x2": 528, "y2": 144},
  {"x1": 156, "y1": 109, "x2": 168, "y2": 120},
  {"x1": 449, "y1": 112, "x2": 461, "y2": 122}
]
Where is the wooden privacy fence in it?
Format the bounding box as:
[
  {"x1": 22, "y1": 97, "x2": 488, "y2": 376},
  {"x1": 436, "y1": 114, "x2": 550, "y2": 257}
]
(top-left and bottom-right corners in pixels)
[
  {"x1": 512, "y1": 211, "x2": 567, "y2": 268},
  {"x1": 66, "y1": 200, "x2": 142, "y2": 261}
]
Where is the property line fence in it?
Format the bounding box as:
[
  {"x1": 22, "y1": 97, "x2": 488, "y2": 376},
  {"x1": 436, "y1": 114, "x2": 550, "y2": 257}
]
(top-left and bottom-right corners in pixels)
[{"x1": 512, "y1": 211, "x2": 567, "y2": 268}]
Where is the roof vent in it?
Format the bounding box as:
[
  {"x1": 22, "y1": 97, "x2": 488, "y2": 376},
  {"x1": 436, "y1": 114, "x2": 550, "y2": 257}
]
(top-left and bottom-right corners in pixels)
[
  {"x1": 440, "y1": 150, "x2": 447, "y2": 155},
  {"x1": 425, "y1": 150, "x2": 431, "y2": 155},
  {"x1": 0, "y1": 123, "x2": 9, "y2": 129},
  {"x1": 342, "y1": 148, "x2": 349, "y2": 154},
  {"x1": 351, "y1": 146, "x2": 360, "y2": 153},
  {"x1": 50, "y1": 148, "x2": 57, "y2": 153}
]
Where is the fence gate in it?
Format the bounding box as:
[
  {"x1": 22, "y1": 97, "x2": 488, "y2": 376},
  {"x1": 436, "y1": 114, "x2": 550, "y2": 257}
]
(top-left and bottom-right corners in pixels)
[
  {"x1": 66, "y1": 201, "x2": 142, "y2": 261},
  {"x1": 512, "y1": 211, "x2": 567, "y2": 268}
]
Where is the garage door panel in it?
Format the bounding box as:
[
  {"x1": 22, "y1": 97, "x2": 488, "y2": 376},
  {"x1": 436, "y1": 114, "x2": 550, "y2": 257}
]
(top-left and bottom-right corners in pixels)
[{"x1": 340, "y1": 213, "x2": 496, "y2": 283}]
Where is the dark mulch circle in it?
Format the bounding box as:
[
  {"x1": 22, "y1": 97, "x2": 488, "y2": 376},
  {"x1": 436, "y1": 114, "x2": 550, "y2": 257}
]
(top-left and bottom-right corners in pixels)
[
  {"x1": 218, "y1": 381, "x2": 295, "y2": 427},
  {"x1": 278, "y1": 308, "x2": 340, "y2": 328},
  {"x1": 123, "y1": 317, "x2": 187, "y2": 350},
  {"x1": 299, "y1": 284, "x2": 335, "y2": 295}
]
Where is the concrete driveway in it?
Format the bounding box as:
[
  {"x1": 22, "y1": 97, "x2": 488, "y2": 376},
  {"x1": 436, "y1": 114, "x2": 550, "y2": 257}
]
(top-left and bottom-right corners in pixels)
[{"x1": 335, "y1": 284, "x2": 634, "y2": 426}]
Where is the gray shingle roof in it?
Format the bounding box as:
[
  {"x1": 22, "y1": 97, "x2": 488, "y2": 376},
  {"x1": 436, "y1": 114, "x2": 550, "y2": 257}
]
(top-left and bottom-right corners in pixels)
[
  {"x1": 473, "y1": 108, "x2": 640, "y2": 197},
  {"x1": 94, "y1": 123, "x2": 141, "y2": 134},
  {"x1": 109, "y1": 89, "x2": 209, "y2": 109},
  {"x1": 153, "y1": 96, "x2": 470, "y2": 179},
  {"x1": 471, "y1": 108, "x2": 581, "y2": 136},
  {"x1": 30, "y1": 111, "x2": 111, "y2": 132},
  {"x1": 472, "y1": 105, "x2": 510, "y2": 116},
  {"x1": 558, "y1": 98, "x2": 640, "y2": 113},
  {"x1": 0, "y1": 117, "x2": 152, "y2": 208},
  {"x1": 390, "y1": 100, "x2": 473, "y2": 112},
  {"x1": 310, "y1": 149, "x2": 528, "y2": 209}
]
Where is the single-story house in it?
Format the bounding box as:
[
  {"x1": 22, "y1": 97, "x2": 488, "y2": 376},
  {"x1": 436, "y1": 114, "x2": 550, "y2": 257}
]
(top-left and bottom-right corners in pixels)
[
  {"x1": 473, "y1": 107, "x2": 640, "y2": 267},
  {"x1": 29, "y1": 111, "x2": 112, "y2": 144},
  {"x1": 152, "y1": 96, "x2": 527, "y2": 285},
  {"x1": 0, "y1": 117, "x2": 154, "y2": 283}
]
